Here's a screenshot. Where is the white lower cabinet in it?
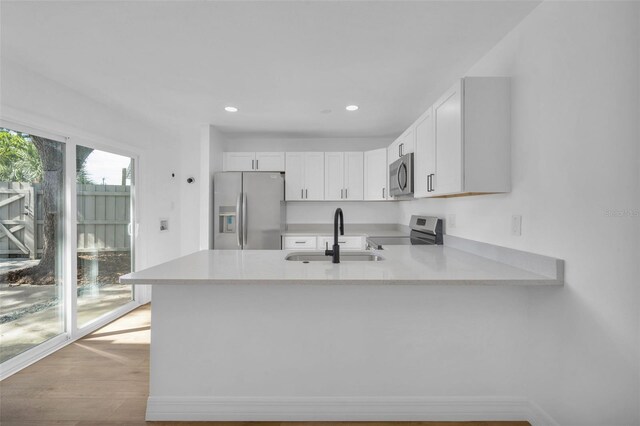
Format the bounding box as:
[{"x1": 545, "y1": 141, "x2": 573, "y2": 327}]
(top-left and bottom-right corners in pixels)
[
  {"x1": 283, "y1": 235, "x2": 365, "y2": 251},
  {"x1": 317, "y1": 236, "x2": 365, "y2": 251},
  {"x1": 282, "y1": 236, "x2": 317, "y2": 250}
]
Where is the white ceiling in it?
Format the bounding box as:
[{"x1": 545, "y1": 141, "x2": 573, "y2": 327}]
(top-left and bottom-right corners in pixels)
[{"x1": 1, "y1": 1, "x2": 540, "y2": 139}]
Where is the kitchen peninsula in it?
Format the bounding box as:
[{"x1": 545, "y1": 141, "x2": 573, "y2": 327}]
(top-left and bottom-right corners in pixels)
[{"x1": 121, "y1": 238, "x2": 562, "y2": 421}]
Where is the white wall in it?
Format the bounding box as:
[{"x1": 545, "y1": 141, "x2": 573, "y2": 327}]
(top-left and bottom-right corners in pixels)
[
  {"x1": 286, "y1": 201, "x2": 398, "y2": 224},
  {"x1": 399, "y1": 2, "x2": 640, "y2": 424},
  {"x1": 0, "y1": 59, "x2": 183, "y2": 275},
  {"x1": 199, "y1": 125, "x2": 227, "y2": 250}
]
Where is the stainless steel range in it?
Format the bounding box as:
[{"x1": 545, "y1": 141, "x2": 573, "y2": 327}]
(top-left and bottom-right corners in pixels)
[{"x1": 367, "y1": 215, "x2": 443, "y2": 249}]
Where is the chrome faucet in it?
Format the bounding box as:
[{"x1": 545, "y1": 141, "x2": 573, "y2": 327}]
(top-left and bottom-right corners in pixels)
[{"x1": 324, "y1": 208, "x2": 344, "y2": 263}]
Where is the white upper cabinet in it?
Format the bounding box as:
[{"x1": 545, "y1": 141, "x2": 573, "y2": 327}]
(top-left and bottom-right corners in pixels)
[
  {"x1": 303, "y1": 152, "x2": 325, "y2": 200},
  {"x1": 388, "y1": 128, "x2": 415, "y2": 165},
  {"x1": 285, "y1": 152, "x2": 305, "y2": 200},
  {"x1": 324, "y1": 152, "x2": 364, "y2": 201},
  {"x1": 414, "y1": 107, "x2": 435, "y2": 198},
  {"x1": 286, "y1": 152, "x2": 324, "y2": 201},
  {"x1": 364, "y1": 148, "x2": 388, "y2": 200},
  {"x1": 433, "y1": 80, "x2": 463, "y2": 195},
  {"x1": 223, "y1": 152, "x2": 285, "y2": 172},
  {"x1": 223, "y1": 152, "x2": 255, "y2": 172},
  {"x1": 344, "y1": 152, "x2": 364, "y2": 200},
  {"x1": 324, "y1": 152, "x2": 345, "y2": 200},
  {"x1": 255, "y1": 152, "x2": 285, "y2": 171},
  {"x1": 414, "y1": 77, "x2": 511, "y2": 198}
]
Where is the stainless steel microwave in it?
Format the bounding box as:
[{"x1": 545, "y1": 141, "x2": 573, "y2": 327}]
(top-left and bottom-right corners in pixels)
[{"x1": 389, "y1": 153, "x2": 414, "y2": 198}]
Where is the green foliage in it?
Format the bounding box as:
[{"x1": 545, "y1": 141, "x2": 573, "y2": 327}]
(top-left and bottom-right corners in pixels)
[
  {"x1": 0, "y1": 129, "x2": 95, "y2": 184},
  {"x1": 76, "y1": 167, "x2": 94, "y2": 184},
  {"x1": 0, "y1": 129, "x2": 42, "y2": 182}
]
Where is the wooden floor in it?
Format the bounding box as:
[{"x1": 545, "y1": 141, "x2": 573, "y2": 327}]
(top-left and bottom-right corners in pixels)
[{"x1": 0, "y1": 304, "x2": 530, "y2": 426}]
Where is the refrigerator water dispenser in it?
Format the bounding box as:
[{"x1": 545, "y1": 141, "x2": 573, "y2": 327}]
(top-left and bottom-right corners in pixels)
[{"x1": 218, "y1": 206, "x2": 236, "y2": 233}]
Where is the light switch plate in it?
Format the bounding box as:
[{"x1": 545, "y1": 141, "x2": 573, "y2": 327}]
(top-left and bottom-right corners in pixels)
[{"x1": 511, "y1": 215, "x2": 522, "y2": 236}]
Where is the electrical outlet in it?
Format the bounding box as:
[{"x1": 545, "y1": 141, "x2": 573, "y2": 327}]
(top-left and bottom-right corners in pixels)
[
  {"x1": 511, "y1": 215, "x2": 522, "y2": 236},
  {"x1": 447, "y1": 214, "x2": 456, "y2": 229},
  {"x1": 160, "y1": 218, "x2": 169, "y2": 232}
]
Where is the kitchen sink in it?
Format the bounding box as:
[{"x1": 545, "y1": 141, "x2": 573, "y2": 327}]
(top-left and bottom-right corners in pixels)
[{"x1": 285, "y1": 251, "x2": 384, "y2": 262}]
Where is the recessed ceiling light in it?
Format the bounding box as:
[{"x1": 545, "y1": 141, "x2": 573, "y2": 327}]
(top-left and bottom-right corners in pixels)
[
  {"x1": 345, "y1": 105, "x2": 359, "y2": 111},
  {"x1": 224, "y1": 106, "x2": 238, "y2": 112}
]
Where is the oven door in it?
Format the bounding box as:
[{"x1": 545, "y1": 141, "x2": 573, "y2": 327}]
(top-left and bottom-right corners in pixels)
[{"x1": 389, "y1": 153, "x2": 413, "y2": 197}]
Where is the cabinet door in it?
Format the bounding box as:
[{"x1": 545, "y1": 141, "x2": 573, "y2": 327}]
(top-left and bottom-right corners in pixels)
[
  {"x1": 255, "y1": 152, "x2": 285, "y2": 171},
  {"x1": 414, "y1": 108, "x2": 435, "y2": 198},
  {"x1": 324, "y1": 152, "x2": 345, "y2": 201},
  {"x1": 304, "y1": 152, "x2": 325, "y2": 200},
  {"x1": 317, "y1": 236, "x2": 364, "y2": 251},
  {"x1": 399, "y1": 127, "x2": 415, "y2": 156},
  {"x1": 433, "y1": 80, "x2": 463, "y2": 195},
  {"x1": 344, "y1": 152, "x2": 364, "y2": 200},
  {"x1": 364, "y1": 148, "x2": 387, "y2": 200},
  {"x1": 283, "y1": 236, "x2": 317, "y2": 250},
  {"x1": 223, "y1": 152, "x2": 255, "y2": 171},
  {"x1": 285, "y1": 152, "x2": 305, "y2": 200},
  {"x1": 388, "y1": 139, "x2": 401, "y2": 165}
]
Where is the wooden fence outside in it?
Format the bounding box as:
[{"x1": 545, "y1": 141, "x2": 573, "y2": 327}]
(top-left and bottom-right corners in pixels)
[{"x1": 0, "y1": 182, "x2": 131, "y2": 258}]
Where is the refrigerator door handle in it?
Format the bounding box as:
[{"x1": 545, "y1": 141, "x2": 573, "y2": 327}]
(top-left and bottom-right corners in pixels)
[
  {"x1": 242, "y1": 192, "x2": 248, "y2": 246},
  {"x1": 236, "y1": 193, "x2": 243, "y2": 248}
]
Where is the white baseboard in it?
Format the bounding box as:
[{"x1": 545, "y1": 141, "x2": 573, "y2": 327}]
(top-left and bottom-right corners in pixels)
[{"x1": 146, "y1": 396, "x2": 542, "y2": 422}]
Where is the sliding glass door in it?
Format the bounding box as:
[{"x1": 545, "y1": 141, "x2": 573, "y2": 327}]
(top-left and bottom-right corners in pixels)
[
  {"x1": 0, "y1": 128, "x2": 65, "y2": 363},
  {"x1": 1, "y1": 128, "x2": 139, "y2": 370},
  {"x1": 75, "y1": 146, "x2": 134, "y2": 329}
]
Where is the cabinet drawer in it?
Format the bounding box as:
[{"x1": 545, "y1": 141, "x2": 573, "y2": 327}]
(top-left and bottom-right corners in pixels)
[
  {"x1": 316, "y1": 236, "x2": 364, "y2": 251},
  {"x1": 283, "y1": 236, "x2": 317, "y2": 250}
]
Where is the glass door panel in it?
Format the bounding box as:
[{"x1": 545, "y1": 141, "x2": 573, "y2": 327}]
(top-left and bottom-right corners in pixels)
[
  {"x1": 76, "y1": 146, "x2": 133, "y2": 328},
  {"x1": 0, "y1": 128, "x2": 65, "y2": 363}
]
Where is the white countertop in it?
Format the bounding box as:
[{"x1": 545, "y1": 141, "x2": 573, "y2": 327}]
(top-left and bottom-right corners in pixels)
[{"x1": 120, "y1": 245, "x2": 561, "y2": 286}]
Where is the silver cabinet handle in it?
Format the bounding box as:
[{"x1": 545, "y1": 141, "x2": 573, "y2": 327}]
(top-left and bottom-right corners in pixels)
[
  {"x1": 252, "y1": 159, "x2": 255, "y2": 170},
  {"x1": 301, "y1": 189, "x2": 303, "y2": 199},
  {"x1": 295, "y1": 241, "x2": 306, "y2": 244},
  {"x1": 256, "y1": 159, "x2": 259, "y2": 170},
  {"x1": 427, "y1": 173, "x2": 435, "y2": 192},
  {"x1": 305, "y1": 189, "x2": 308, "y2": 199},
  {"x1": 236, "y1": 193, "x2": 242, "y2": 248},
  {"x1": 345, "y1": 188, "x2": 348, "y2": 199},
  {"x1": 382, "y1": 187, "x2": 385, "y2": 199}
]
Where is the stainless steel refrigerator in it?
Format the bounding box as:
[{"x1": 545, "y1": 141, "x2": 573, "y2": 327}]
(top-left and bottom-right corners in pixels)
[{"x1": 213, "y1": 172, "x2": 285, "y2": 250}]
